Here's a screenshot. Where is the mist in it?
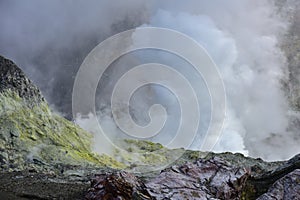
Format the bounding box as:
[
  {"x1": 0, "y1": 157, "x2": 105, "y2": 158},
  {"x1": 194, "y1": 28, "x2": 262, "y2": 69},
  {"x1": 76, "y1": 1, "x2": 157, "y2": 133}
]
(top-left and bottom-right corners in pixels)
[
  {"x1": 0, "y1": 0, "x2": 149, "y2": 115},
  {"x1": 0, "y1": 0, "x2": 299, "y2": 161}
]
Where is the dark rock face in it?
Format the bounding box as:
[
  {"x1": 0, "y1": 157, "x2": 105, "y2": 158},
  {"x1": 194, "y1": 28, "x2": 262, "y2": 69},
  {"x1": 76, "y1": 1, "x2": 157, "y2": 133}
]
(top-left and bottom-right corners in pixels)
[
  {"x1": 85, "y1": 171, "x2": 152, "y2": 200},
  {"x1": 145, "y1": 157, "x2": 249, "y2": 199},
  {"x1": 85, "y1": 157, "x2": 251, "y2": 200},
  {"x1": 243, "y1": 154, "x2": 300, "y2": 199},
  {"x1": 85, "y1": 155, "x2": 300, "y2": 200},
  {"x1": 257, "y1": 169, "x2": 300, "y2": 200},
  {"x1": 0, "y1": 55, "x2": 44, "y2": 106}
]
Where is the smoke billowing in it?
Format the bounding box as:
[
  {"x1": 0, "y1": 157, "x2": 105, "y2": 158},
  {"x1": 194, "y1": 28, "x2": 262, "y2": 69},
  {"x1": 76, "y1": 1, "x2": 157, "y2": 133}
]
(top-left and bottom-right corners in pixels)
[
  {"x1": 0, "y1": 0, "x2": 149, "y2": 115},
  {"x1": 0, "y1": 0, "x2": 299, "y2": 161}
]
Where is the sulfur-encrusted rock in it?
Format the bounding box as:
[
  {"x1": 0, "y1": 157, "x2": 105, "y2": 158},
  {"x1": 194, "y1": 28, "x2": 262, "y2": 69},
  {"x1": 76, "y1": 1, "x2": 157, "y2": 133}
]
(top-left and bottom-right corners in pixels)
[{"x1": 0, "y1": 55, "x2": 125, "y2": 173}]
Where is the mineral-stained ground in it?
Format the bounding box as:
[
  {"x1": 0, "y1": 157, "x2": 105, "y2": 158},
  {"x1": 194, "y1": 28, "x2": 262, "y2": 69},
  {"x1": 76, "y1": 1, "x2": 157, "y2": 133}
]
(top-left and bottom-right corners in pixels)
[
  {"x1": 1, "y1": 2, "x2": 300, "y2": 199},
  {"x1": 0, "y1": 54, "x2": 300, "y2": 199}
]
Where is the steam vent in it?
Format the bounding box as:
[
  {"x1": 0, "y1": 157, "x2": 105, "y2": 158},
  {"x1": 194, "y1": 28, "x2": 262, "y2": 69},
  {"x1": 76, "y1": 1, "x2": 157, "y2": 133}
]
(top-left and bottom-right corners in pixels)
[
  {"x1": 1, "y1": 0, "x2": 300, "y2": 199},
  {"x1": 0, "y1": 54, "x2": 299, "y2": 199}
]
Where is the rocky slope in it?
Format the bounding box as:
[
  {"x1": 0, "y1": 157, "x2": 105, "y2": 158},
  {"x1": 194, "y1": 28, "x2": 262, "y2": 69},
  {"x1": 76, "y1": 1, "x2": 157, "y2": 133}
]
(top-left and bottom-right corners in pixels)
[
  {"x1": 85, "y1": 154, "x2": 300, "y2": 200},
  {"x1": 0, "y1": 55, "x2": 125, "y2": 171},
  {"x1": 0, "y1": 55, "x2": 300, "y2": 198}
]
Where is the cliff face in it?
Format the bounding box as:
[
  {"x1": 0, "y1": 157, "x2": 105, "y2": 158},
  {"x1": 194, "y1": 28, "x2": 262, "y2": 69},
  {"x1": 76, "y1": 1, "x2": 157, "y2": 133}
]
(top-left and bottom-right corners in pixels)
[
  {"x1": 0, "y1": 56, "x2": 300, "y2": 199},
  {"x1": 0, "y1": 55, "x2": 124, "y2": 173}
]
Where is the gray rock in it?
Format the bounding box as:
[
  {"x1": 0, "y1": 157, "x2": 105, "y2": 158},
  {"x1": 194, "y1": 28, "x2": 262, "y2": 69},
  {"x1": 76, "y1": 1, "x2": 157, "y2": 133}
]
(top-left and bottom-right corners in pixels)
[
  {"x1": 0, "y1": 152, "x2": 8, "y2": 164},
  {"x1": 145, "y1": 157, "x2": 250, "y2": 200},
  {"x1": 257, "y1": 169, "x2": 300, "y2": 200},
  {"x1": 85, "y1": 153, "x2": 300, "y2": 200},
  {"x1": 0, "y1": 55, "x2": 45, "y2": 107},
  {"x1": 85, "y1": 157, "x2": 251, "y2": 200},
  {"x1": 85, "y1": 171, "x2": 152, "y2": 200}
]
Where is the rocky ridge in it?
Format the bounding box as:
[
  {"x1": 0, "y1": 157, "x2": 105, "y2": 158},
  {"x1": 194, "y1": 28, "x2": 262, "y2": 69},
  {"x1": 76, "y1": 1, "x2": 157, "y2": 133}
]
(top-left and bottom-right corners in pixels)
[{"x1": 0, "y1": 55, "x2": 124, "y2": 173}]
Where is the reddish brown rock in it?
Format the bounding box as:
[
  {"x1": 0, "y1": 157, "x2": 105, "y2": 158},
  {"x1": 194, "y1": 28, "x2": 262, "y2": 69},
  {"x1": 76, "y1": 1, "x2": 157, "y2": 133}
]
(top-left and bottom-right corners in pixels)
[
  {"x1": 145, "y1": 157, "x2": 250, "y2": 200},
  {"x1": 85, "y1": 171, "x2": 152, "y2": 200},
  {"x1": 85, "y1": 157, "x2": 250, "y2": 200}
]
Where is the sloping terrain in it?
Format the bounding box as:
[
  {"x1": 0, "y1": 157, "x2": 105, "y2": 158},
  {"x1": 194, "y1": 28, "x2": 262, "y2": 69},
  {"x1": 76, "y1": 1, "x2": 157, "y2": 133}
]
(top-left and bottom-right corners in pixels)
[{"x1": 0, "y1": 55, "x2": 300, "y2": 199}]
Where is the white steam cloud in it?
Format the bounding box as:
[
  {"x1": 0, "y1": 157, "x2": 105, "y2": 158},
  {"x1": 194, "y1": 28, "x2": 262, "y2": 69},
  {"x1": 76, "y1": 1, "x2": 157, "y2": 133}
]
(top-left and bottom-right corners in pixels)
[
  {"x1": 144, "y1": 1, "x2": 290, "y2": 160},
  {"x1": 0, "y1": 0, "x2": 299, "y2": 161}
]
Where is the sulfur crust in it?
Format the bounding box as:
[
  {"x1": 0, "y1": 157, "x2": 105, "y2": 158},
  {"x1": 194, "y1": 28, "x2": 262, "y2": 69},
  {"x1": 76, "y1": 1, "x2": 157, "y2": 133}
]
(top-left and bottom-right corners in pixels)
[{"x1": 0, "y1": 90, "x2": 126, "y2": 169}]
